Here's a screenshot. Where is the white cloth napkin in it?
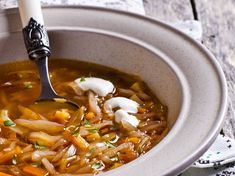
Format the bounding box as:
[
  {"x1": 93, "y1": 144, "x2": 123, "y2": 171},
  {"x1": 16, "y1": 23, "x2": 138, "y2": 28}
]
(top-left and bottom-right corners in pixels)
[
  {"x1": 194, "y1": 134, "x2": 235, "y2": 168},
  {"x1": 1, "y1": 0, "x2": 235, "y2": 175},
  {"x1": 182, "y1": 134, "x2": 235, "y2": 176}
]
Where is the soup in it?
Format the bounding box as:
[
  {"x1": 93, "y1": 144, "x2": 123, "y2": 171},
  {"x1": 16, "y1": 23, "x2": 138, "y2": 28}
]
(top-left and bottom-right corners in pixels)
[{"x1": 0, "y1": 59, "x2": 168, "y2": 176}]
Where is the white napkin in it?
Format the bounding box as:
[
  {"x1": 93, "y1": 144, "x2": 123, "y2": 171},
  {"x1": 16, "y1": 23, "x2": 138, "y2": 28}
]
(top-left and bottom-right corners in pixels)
[
  {"x1": 193, "y1": 134, "x2": 235, "y2": 168},
  {"x1": 182, "y1": 134, "x2": 235, "y2": 176},
  {"x1": 1, "y1": 0, "x2": 235, "y2": 175}
]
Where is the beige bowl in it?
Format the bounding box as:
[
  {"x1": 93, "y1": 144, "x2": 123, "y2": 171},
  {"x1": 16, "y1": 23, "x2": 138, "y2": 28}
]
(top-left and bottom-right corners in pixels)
[{"x1": 0, "y1": 7, "x2": 227, "y2": 176}]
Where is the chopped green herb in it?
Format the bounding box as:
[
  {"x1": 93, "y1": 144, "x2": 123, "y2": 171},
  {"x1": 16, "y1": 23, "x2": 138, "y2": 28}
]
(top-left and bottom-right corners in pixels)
[
  {"x1": 85, "y1": 148, "x2": 96, "y2": 157},
  {"x1": 84, "y1": 119, "x2": 91, "y2": 127},
  {"x1": 12, "y1": 155, "x2": 17, "y2": 165},
  {"x1": 105, "y1": 141, "x2": 116, "y2": 148},
  {"x1": 80, "y1": 77, "x2": 86, "y2": 82},
  {"x1": 23, "y1": 82, "x2": 33, "y2": 89},
  {"x1": 71, "y1": 131, "x2": 80, "y2": 137},
  {"x1": 110, "y1": 156, "x2": 119, "y2": 162},
  {"x1": 3, "y1": 120, "x2": 15, "y2": 127},
  {"x1": 34, "y1": 143, "x2": 46, "y2": 149},
  {"x1": 87, "y1": 127, "x2": 99, "y2": 133},
  {"x1": 110, "y1": 125, "x2": 119, "y2": 131},
  {"x1": 91, "y1": 162, "x2": 104, "y2": 170}
]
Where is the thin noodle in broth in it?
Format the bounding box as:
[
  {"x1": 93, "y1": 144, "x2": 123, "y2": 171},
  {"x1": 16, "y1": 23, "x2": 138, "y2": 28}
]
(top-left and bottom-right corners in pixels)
[{"x1": 0, "y1": 59, "x2": 168, "y2": 175}]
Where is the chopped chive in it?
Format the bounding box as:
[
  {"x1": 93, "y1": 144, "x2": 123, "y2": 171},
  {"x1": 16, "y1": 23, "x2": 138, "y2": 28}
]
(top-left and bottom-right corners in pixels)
[
  {"x1": 12, "y1": 155, "x2": 17, "y2": 165},
  {"x1": 34, "y1": 143, "x2": 46, "y2": 149},
  {"x1": 80, "y1": 77, "x2": 86, "y2": 82},
  {"x1": 3, "y1": 120, "x2": 15, "y2": 127},
  {"x1": 105, "y1": 141, "x2": 116, "y2": 148},
  {"x1": 110, "y1": 125, "x2": 119, "y2": 131},
  {"x1": 71, "y1": 131, "x2": 80, "y2": 137},
  {"x1": 87, "y1": 128, "x2": 99, "y2": 133},
  {"x1": 91, "y1": 162, "x2": 104, "y2": 170},
  {"x1": 24, "y1": 82, "x2": 33, "y2": 89},
  {"x1": 84, "y1": 119, "x2": 91, "y2": 127}
]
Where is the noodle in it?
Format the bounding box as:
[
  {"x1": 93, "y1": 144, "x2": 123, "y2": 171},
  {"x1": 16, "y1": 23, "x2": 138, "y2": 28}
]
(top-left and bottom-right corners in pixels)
[{"x1": 0, "y1": 60, "x2": 168, "y2": 175}]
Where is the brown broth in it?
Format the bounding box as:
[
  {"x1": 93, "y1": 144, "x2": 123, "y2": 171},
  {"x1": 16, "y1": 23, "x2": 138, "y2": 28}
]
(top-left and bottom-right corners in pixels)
[{"x1": 0, "y1": 59, "x2": 168, "y2": 176}]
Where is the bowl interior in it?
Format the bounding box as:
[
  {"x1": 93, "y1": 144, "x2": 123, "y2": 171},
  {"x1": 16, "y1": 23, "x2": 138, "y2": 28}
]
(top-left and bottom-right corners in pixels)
[
  {"x1": 0, "y1": 29, "x2": 184, "y2": 130},
  {"x1": 0, "y1": 7, "x2": 227, "y2": 176}
]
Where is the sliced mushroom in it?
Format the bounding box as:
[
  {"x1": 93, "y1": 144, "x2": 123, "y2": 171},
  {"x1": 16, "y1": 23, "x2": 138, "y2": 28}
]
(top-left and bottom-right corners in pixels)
[
  {"x1": 115, "y1": 109, "x2": 139, "y2": 128},
  {"x1": 103, "y1": 97, "x2": 139, "y2": 114},
  {"x1": 74, "y1": 77, "x2": 114, "y2": 97}
]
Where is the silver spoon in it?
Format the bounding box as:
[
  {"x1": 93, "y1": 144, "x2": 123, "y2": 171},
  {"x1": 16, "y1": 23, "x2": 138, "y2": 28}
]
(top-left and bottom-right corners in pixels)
[{"x1": 18, "y1": 0, "x2": 78, "y2": 108}]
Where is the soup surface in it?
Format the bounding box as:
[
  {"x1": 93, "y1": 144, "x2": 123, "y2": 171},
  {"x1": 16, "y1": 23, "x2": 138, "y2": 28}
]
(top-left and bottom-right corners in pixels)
[{"x1": 0, "y1": 59, "x2": 168, "y2": 176}]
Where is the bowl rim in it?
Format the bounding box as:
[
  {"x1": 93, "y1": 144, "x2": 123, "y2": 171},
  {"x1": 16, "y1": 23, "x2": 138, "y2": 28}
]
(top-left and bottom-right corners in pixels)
[{"x1": 0, "y1": 6, "x2": 228, "y2": 176}]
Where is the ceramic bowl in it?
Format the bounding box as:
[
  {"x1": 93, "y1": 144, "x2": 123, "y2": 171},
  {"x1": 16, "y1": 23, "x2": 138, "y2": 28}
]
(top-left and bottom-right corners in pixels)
[{"x1": 0, "y1": 7, "x2": 227, "y2": 176}]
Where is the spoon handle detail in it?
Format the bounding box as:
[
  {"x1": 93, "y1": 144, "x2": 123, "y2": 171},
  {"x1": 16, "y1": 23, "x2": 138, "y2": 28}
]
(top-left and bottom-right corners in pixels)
[{"x1": 18, "y1": 0, "x2": 51, "y2": 61}]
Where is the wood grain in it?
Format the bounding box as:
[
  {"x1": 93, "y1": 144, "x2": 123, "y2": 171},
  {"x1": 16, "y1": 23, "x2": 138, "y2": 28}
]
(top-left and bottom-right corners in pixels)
[
  {"x1": 195, "y1": 0, "x2": 235, "y2": 139},
  {"x1": 143, "y1": 0, "x2": 193, "y2": 21}
]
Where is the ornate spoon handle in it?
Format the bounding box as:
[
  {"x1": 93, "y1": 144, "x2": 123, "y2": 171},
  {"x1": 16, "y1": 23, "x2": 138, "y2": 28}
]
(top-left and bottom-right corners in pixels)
[
  {"x1": 18, "y1": 0, "x2": 59, "y2": 100},
  {"x1": 18, "y1": 0, "x2": 51, "y2": 61}
]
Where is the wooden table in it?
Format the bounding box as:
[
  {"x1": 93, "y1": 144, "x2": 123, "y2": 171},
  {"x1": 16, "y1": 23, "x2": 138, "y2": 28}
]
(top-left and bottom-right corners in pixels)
[{"x1": 144, "y1": 0, "x2": 235, "y2": 139}]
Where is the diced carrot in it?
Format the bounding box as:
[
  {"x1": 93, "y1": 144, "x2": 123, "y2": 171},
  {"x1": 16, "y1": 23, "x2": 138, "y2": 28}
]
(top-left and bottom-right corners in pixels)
[
  {"x1": 85, "y1": 112, "x2": 95, "y2": 120},
  {"x1": 63, "y1": 130, "x2": 89, "y2": 150},
  {"x1": 0, "y1": 146, "x2": 22, "y2": 164},
  {"x1": 0, "y1": 172, "x2": 13, "y2": 176},
  {"x1": 63, "y1": 130, "x2": 71, "y2": 139},
  {"x1": 71, "y1": 134, "x2": 89, "y2": 150},
  {"x1": 86, "y1": 132, "x2": 100, "y2": 142},
  {"x1": 119, "y1": 149, "x2": 138, "y2": 162},
  {"x1": 53, "y1": 109, "x2": 70, "y2": 124},
  {"x1": 9, "y1": 132, "x2": 17, "y2": 139},
  {"x1": 15, "y1": 146, "x2": 22, "y2": 154},
  {"x1": 138, "y1": 107, "x2": 147, "y2": 113},
  {"x1": 100, "y1": 127, "x2": 109, "y2": 134},
  {"x1": 22, "y1": 165, "x2": 48, "y2": 176},
  {"x1": 126, "y1": 137, "x2": 140, "y2": 144}
]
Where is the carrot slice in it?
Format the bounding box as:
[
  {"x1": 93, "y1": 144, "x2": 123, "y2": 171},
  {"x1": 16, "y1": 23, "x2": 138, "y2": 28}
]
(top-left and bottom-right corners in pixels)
[
  {"x1": 0, "y1": 146, "x2": 22, "y2": 164},
  {"x1": 22, "y1": 165, "x2": 48, "y2": 176},
  {"x1": 126, "y1": 137, "x2": 141, "y2": 144},
  {"x1": 0, "y1": 172, "x2": 13, "y2": 176},
  {"x1": 85, "y1": 112, "x2": 95, "y2": 120},
  {"x1": 64, "y1": 130, "x2": 89, "y2": 150}
]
